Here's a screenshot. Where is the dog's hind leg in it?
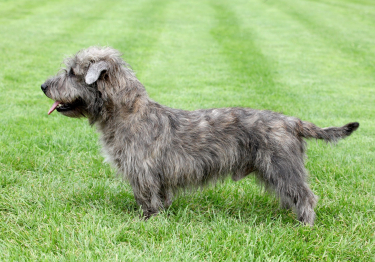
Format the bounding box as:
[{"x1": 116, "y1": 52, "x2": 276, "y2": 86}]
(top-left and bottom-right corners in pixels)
[
  {"x1": 279, "y1": 181, "x2": 318, "y2": 226},
  {"x1": 279, "y1": 196, "x2": 293, "y2": 210},
  {"x1": 257, "y1": 156, "x2": 318, "y2": 226}
]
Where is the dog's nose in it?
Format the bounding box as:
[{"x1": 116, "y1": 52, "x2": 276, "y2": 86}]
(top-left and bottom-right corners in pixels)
[{"x1": 41, "y1": 83, "x2": 48, "y2": 93}]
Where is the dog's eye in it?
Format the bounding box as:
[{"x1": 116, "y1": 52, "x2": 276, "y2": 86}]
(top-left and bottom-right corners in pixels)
[{"x1": 69, "y1": 68, "x2": 76, "y2": 77}]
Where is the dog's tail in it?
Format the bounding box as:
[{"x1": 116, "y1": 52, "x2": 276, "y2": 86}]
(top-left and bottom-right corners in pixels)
[{"x1": 299, "y1": 121, "x2": 359, "y2": 143}]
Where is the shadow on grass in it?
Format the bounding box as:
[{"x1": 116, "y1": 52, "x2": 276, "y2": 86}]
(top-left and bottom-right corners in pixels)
[{"x1": 62, "y1": 178, "x2": 299, "y2": 226}]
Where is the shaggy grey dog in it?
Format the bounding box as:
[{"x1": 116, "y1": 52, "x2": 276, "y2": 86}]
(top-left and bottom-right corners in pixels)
[{"x1": 41, "y1": 46, "x2": 359, "y2": 225}]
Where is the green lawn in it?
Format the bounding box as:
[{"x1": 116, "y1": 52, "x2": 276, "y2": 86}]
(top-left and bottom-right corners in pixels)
[{"x1": 1, "y1": 0, "x2": 374, "y2": 260}]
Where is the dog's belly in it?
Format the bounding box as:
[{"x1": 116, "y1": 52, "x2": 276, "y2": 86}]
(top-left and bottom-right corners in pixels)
[{"x1": 231, "y1": 166, "x2": 255, "y2": 181}]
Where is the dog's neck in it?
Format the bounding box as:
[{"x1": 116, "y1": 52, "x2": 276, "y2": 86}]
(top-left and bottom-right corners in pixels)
[{"x1": 92, "y1": 76, "x2": 152, "y2": 127}]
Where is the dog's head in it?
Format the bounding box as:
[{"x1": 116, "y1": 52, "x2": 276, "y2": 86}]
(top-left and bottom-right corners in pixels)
[{"x1": 41, "y1": 46, "x2": 138, "y2": 122}]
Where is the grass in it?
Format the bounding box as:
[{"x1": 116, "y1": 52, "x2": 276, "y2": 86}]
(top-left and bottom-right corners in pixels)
[{"x1": 0, "y1": 0, "x2": 374, "y2": 260}]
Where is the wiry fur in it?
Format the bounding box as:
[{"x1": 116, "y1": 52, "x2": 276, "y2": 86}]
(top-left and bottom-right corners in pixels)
[{"x1": 41, "y1": 46, "x2": 359, "y2": 226}]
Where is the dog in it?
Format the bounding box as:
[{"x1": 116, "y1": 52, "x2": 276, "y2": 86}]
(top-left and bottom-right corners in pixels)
[{"x1": 41, "y1": 46, "x2": 359, "y2": 225}]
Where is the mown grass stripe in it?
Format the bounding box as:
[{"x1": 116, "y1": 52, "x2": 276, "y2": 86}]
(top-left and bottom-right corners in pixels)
[
  {"x1": 0, "y1": 0, "x2": 62, "y2": 20},
  {"x1": 272, "y1": 0, "x2": 375, "y2": 80},
  {"x1": 255, "y1": 0, "x2": 375, "y2": 132},
  {"x1": 135, "y1": 0, "x2": 249, "y2": 109},
  {"x1": 229, "y1": 0, "x2": 372, "y2": 122},
  {"x1": 0, "y1": 0, "x2": 125, "y2": 88},
  {"x1": 102, "y1": 0, "x2": 172, "y2": 73},
  {"x1": 210, "y1": 1, "x2": 280, "y2": 110},
  {"x1": 311, "y1": 0, "x2": 375, "y2": 20},
  {"x1": 0, "y1": 0, "x2": 169, "y2": 113}
]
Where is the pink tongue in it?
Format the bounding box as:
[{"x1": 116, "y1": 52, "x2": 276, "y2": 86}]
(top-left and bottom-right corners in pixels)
[{"x1": 48, "y1": 101, "x2": 61, "y2": 115}]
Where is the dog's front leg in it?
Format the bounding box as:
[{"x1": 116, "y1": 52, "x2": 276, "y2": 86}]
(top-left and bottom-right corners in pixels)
[
  {"x1": 160, "y1": 187, "x2": 173, "y2": 209},
  {"x1": 130, "y1": 172, "x2": 164, "y2": 219}
]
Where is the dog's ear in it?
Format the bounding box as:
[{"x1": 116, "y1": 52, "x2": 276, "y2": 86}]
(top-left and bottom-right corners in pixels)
[{"x1": 85, "y1": 61, "x2": 109, "y2": 85}]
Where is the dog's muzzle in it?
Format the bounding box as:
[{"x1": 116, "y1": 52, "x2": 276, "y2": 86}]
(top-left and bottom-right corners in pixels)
[{"x1": 41, "y1": 83, "x2": 48, "y2": 94}]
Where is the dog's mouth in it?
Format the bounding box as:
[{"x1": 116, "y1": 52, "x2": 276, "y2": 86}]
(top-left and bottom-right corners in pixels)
[{"x1": 48, "y1": 99, "x2": 84, "y2": 115}]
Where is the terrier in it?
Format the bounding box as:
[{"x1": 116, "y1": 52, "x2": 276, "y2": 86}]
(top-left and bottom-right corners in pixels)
[{"x1": 41, "y1": 46, "x2": 359, "y2": 225}]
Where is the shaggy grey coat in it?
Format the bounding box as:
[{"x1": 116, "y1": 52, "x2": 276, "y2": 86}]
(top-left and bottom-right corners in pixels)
[{"x1": 41, "y1": 47, "x2": 359, "y2": 225}]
